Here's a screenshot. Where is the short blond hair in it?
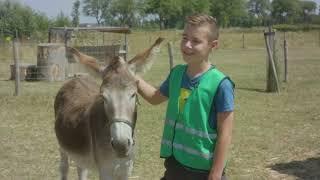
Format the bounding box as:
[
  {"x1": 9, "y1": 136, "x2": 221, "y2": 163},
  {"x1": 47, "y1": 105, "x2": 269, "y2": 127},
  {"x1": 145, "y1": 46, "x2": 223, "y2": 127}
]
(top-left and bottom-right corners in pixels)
[{"x1": 186, "y1": 14, "x2": 219, "y2": 40}]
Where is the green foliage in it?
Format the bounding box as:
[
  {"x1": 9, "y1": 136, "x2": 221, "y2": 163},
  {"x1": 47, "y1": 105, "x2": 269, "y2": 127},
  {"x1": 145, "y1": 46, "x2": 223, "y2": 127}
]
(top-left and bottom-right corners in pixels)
[
  {"x1": 300, "y1": 0, "x2": 317, "y2": 14},
  {"x1": 0, "y1": 0, "x2": 50, "y2": 39},
  {"x1": 247, "y1": 0, "x2": 271, "y2": 17},
  {"x1": 71, "y1": 0, "x2": 81, "y2": 27},
  {"x1": 1, "y1": 0, "x2": 320, "y2": 35},
  {"x1": 144, "y1": 0, "x2": 216, "y2": 29},
  {"x1": 271, "y1": 0, "x2": 301, "y2": 24},
  {"x1": 52, "y1": 11, "x2": 72, "y2": 27},
  {"x1": 210, "y1": 0, "x2": 247, "y2": 27},
  {"x1": 144, "y1": 0, "x2": 183, "y2": 29},
  {"x1": 311, "y1": 14, "x2": 320, "y2": 24},
  {"x1": 109, "y1": 0, "x2": 139, "y2": 27},
  {"x1": 247, "y1": 0, "x2": 271, "y2": 26},
  {"x1": 82, "y1": 0, "x2": 112, "y2": 25},
  {"x1": 299, "y1": 0, "x2": 317, "y2": 23},
  {"x1": 181, "y1": 0, "x2": 211, "y2": 17}
]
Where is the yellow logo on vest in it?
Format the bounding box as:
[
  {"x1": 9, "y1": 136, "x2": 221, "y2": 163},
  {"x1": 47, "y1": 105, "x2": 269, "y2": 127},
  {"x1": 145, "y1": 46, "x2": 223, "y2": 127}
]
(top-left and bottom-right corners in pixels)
[{"x1": 178, "y1": 88, "x2": 191, "y2": 113}]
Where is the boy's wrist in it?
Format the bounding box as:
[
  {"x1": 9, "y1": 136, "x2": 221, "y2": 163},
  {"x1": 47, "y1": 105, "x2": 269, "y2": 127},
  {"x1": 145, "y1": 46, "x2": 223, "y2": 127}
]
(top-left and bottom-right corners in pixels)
[{"x1": 208, "y1": 171, "x2": 222, "y2": 180}]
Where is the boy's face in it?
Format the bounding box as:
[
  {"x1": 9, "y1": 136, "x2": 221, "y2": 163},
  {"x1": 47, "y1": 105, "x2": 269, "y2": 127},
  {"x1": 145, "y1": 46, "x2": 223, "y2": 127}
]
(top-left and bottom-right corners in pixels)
[{"x1": 180, "y1": 24, "x2": 218, "y2": 65}]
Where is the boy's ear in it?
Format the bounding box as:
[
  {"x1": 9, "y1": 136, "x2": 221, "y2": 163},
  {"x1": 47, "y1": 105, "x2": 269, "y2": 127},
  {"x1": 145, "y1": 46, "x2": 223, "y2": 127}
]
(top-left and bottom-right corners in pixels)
[{"x1": 210, "y1": 40, "x2": 218, "y2": 49}]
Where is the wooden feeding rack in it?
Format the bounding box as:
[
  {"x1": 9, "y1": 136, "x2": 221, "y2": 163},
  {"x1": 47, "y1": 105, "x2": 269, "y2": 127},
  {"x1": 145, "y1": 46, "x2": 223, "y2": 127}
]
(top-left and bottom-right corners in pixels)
[
  {"x1": 43, "y1": 26, "x2": 131, "y2": 80},
  {"x1": 48, "y1": 26, "x2": 131, "y2": 61}
]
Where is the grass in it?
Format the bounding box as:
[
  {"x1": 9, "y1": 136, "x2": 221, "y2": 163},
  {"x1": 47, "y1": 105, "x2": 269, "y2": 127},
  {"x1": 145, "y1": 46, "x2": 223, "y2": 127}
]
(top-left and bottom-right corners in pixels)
[{"x1": 1, "y1": 30, "x2": 320, "y2": 180}]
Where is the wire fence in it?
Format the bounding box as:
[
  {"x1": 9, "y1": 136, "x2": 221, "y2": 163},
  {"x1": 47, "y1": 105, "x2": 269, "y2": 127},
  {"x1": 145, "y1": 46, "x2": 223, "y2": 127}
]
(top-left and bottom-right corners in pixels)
[{"x1": 1, "y1": 30, "x2": 319, "y2": 95}]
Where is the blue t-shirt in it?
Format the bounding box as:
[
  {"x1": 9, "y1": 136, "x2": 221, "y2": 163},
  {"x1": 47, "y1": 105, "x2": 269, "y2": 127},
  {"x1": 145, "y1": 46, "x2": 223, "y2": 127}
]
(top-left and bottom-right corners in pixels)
[{"x1": 159, "y1": 66, "x2": 234, "y2": 129}]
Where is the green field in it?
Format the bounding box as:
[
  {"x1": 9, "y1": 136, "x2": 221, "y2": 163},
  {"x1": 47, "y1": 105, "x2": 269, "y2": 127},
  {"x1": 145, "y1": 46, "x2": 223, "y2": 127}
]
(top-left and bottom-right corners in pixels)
[{"x1": 0, "y1": 30, "x2": 320, "y2": 180}]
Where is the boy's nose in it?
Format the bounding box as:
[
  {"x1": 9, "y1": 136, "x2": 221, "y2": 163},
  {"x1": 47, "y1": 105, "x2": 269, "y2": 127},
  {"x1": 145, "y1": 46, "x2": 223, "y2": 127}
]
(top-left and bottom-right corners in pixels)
[{"x1": 184, "y1": 41, "x2": 192, "y2": 49}]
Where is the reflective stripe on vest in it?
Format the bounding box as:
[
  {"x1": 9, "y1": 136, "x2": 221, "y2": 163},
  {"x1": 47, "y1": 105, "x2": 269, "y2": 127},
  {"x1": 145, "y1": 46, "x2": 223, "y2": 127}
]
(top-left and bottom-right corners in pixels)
[
  {"x1": 165, "y1": 118, "x2": 217, "y2": 139},
  {"x1": 161, "y1": 139, "x2": 213, "y2": 160}
]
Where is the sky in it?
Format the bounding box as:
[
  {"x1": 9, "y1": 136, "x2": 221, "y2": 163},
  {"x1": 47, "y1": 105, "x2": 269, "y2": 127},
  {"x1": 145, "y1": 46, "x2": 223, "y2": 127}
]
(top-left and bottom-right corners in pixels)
[
  {"x1": 19, "y1": 0, "x2": 320, "y2": 24},
  {"x1": 19, "y1": 0, "x2": 96, "y2": 23}
]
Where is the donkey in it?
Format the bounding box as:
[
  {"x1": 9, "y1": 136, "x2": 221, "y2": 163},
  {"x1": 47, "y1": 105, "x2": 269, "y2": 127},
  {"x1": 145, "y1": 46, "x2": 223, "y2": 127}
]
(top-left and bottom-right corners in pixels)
[{"x1": 54, "y1": 37, "x2": 164, "y2": 180}]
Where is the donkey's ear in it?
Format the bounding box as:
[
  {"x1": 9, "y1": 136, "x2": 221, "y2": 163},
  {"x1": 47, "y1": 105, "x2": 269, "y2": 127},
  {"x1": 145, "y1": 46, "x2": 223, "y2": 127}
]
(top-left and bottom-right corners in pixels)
[
  {"x1": 66, "y1": 47, "x2": 104, "y2": 76},
  {"x1": 128, "y1": 37, "x2": 164, "y2": 74}
]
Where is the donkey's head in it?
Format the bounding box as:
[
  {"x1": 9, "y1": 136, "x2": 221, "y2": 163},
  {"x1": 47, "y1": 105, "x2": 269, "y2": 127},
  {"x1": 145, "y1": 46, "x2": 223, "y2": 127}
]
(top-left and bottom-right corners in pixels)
[{"x1": 67, "y1": 38, "x2": 164, "y2": 157}]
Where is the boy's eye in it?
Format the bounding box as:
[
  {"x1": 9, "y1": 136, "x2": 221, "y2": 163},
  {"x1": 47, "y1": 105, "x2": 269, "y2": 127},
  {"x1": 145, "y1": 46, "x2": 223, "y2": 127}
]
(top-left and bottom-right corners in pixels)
[{"x1": 192, "y1": 39, "x2": 201, "y2": 44}]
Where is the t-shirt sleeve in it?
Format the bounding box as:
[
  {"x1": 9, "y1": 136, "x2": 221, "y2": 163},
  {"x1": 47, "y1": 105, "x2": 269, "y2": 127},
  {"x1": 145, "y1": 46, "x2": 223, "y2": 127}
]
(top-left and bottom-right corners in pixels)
[
  {"x1": 159, "y1": 75, "x2": 170, "y2": 97},
  {"x1": 214, "y1": 78, "x2": 234, "y2": 113}
]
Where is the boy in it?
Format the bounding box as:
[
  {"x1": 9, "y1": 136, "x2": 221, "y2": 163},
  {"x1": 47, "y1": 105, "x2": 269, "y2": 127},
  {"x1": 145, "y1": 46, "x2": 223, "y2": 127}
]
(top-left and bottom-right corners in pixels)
[{"x1": 135, "y1": 14, "x2": 234, "y2": 180}]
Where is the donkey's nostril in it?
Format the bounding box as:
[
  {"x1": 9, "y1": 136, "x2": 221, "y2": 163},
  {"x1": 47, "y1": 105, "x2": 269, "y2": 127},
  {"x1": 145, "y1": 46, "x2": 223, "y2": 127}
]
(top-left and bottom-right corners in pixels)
[{"x1": 128, "y1": 139, "x2": 131, "y2": 146}]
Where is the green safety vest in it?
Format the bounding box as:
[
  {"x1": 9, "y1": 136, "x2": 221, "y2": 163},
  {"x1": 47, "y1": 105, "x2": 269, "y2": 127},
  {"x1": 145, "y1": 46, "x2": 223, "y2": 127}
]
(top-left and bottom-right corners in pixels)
[{"x1": 160, "y1": 64, "x2": 227, "y2": 171}]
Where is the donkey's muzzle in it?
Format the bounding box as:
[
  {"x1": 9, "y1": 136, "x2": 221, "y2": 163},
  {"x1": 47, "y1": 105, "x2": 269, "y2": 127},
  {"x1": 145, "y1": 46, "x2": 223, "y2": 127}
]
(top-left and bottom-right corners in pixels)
[{"x1": 110, "y1": 121, "x2": 134, "y2": 157}]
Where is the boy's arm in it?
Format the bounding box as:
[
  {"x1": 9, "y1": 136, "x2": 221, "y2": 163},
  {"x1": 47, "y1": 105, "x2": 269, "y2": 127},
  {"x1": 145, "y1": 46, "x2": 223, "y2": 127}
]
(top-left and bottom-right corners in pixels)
[
  {"x1": 135, "y1": 75, "x2": 167, "y2": 105},
  {"x1": 208, "y1": 111, "x2": 234, "y2": 180}
]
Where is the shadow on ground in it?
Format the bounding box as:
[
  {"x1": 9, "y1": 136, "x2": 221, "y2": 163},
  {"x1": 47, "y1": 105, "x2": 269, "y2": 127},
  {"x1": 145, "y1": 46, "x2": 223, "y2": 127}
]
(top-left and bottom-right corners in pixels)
[{"x1": 269, "y1": 156, "x2": 320, "y2": 180}]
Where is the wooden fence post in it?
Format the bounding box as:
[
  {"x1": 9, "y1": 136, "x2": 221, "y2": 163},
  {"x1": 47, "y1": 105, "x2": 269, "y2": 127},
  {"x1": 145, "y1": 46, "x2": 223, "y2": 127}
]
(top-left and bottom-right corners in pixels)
[
  {"x1": 242, "y1": 33, "x2": 245, "y2": 49},
  {"x1": 284, "y1": 32, "x2": 288, "y2": 82},
  {"x1": 13, "y1": 37, "x2": 20, "y2": 96},
  {"x1": 124, "y1": 33, "x2": 128, "y2": 61},
  {"x1": 318, "y1": 31, "x2": 320, "y2": 47},
  {"x1": 264, "y1": 28, "x2": 280, "y2": 93},
  {"x1": 167, "y1": 42, "x2": 174, "y2": 70}
]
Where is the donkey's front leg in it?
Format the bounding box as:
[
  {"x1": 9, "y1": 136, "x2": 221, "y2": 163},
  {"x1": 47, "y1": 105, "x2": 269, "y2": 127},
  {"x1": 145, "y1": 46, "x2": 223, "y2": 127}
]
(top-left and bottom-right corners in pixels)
[
  {"x1": 98, "y1": 166, "x2": 113, "y2": 180},
  {"x1": 114, "y1": 158, "x2": 134, "y2": 180},
  {"x1": 59, "y1": 150, "x2": 69, "y2": 180},
  {"x1": 77, "y1": 166, "x2": 88, "y2": 180}
]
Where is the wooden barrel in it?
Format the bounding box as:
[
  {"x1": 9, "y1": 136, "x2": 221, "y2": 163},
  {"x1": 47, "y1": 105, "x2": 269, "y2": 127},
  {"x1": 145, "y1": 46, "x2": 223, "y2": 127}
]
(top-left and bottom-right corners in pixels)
[
  {"x1": 9, "y1": 63, "x2": 32, "y2": 81},
  {"x1": 37, "y1": 43, "x2": 67, "y2": 81}
]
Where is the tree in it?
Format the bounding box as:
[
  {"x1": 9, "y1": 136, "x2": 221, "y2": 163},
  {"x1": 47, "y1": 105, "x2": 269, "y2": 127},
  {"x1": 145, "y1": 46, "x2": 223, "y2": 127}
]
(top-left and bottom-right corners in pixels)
[
  {"x1": 0, "y1": 0, "x2": 37, "y2": 38},
  {"x1": 300, "y1": 0, "x2": 317, "y2": 14},
  {"x1": 109, "y1": 0, "x2": 139, "y2": 27},
  {"x1": 181, "y1": 0, "x2": 211, "y2": 17},
  {"x1": 52, "y1": 11, "x2": 72, "y2": 27},
  {"x1": 144, "y1": 0, "x2": 183, "y2": 29},
  {"x1": 210, "y1": 0, "x2": 247, "y2": 27},
  {"x1": 247, "y1": 0, "x2": 271, "y2": 25},
  {"x1": 71, "y1": 0, "x2": 80, "y2": 27},
  {"x1": 271, "y1": 0, "x2": 301, "y2": 24},
  {"x1": 300, "y1": 0, "x2": 317, "y2": 23},
  {"x1": 34, "y1": 12, "x2": 50, "y2": 32},
  {"x1": 82, "y1": 0, "x2": 112, "y2": 25},
  {"x1": 179, "y1": 0, "x2": 211, "y2": 27}
]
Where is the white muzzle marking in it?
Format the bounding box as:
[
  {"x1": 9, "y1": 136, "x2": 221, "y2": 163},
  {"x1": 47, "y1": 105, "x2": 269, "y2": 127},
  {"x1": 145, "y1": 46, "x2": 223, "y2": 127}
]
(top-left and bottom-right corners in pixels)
[{"x1": 110, "y1": 122, "x2": 133, "y2": 157}]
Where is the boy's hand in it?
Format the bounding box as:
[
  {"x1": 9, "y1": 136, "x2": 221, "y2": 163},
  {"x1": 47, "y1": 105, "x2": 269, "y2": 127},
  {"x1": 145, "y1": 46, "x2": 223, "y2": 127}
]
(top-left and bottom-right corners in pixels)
[{"x1": 208, "y1": 172, "x2": 222, "y2": 180}]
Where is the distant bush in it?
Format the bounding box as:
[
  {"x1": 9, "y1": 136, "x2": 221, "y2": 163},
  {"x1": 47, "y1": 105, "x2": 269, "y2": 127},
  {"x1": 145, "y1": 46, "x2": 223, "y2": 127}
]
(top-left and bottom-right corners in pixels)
[{"x1": 273, "y1": 24, "x2": 320, "y2": 32}]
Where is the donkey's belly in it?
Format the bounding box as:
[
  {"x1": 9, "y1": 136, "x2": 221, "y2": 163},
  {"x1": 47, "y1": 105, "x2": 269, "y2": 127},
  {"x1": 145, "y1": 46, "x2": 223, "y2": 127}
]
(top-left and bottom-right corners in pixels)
[{"x1": 55, "y1": 115, "x2": 92, "y2": 155}]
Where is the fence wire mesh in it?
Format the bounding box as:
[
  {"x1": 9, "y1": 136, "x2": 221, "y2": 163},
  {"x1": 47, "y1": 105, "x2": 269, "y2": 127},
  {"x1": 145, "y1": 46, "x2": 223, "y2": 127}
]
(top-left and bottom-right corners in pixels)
[{"x1": 1, "y1": 30, "x2": 319, "y2": 94}]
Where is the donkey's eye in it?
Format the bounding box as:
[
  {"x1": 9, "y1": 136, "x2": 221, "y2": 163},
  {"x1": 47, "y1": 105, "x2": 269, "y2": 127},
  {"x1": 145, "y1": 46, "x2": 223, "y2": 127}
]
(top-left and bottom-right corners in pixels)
[{"x1": 131, "y1": 93, "x2": 136, "y2": 98}]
